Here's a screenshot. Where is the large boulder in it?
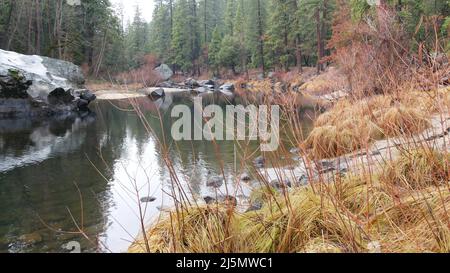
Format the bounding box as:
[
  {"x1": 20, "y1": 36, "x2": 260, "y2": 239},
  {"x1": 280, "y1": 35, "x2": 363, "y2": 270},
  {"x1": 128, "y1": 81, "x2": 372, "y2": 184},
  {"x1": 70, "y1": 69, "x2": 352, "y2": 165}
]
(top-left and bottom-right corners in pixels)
[
  {"x1": 0, "y1": 49, "x2": 95, "y2": 118},
  {"x1": 154, "y1": 63, "x2": 173, "y2": 81}
]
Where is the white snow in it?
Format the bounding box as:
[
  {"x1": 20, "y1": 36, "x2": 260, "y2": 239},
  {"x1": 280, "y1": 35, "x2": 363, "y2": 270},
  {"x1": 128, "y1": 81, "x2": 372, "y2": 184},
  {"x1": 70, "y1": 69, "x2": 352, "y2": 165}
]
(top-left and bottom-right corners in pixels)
[
  {"x1": 0, "y1": 49, "x2": 75, "y2": 101},
  {"x1": 0, "y1": 49, "x2": 49, "y2": 78}
]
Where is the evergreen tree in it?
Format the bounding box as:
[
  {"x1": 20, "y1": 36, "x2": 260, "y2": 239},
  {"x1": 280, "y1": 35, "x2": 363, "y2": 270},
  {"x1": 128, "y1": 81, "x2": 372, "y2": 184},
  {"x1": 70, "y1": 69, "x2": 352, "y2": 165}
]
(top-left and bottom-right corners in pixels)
[
  {"x1": 149, "y1": 1, "x2": 172, "y2": 61},
  {"x1": 209, "y1": 26, "x2": 223, "y2": 75},
  {"x1": 171, "y1": 0, "x2": 193, "y2": 72},
  {"x1": 218, "y1": 35, "x2": 240, "y2": 74},
  {"x1": 224, "y1": 0, "x2": 237, "y2": 35}
]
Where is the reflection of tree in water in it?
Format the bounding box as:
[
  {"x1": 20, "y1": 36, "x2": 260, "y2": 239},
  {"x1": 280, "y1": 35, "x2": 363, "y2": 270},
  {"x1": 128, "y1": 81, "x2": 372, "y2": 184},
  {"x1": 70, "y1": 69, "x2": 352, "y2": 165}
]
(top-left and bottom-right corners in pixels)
[{"x1": 0, "y1": 110, "x2": 125, "y2": 253}]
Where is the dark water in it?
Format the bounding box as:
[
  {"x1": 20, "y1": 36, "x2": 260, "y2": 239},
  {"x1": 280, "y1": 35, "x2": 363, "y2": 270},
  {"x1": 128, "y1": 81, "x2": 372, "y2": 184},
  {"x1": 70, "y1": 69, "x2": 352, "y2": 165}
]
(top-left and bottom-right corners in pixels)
[{"x1": 0, "y1": 94, "x2": 313, "y2": 253}]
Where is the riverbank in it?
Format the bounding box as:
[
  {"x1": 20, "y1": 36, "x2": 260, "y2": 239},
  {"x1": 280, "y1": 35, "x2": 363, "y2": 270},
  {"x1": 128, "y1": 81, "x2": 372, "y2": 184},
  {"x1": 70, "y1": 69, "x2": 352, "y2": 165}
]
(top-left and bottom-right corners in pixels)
[
  {"x1": 128, "y1": 84, "x2": 449, "y2": 253},
  {"x1": 94, "y1": 88, "x2": 190, "y2": 100}
]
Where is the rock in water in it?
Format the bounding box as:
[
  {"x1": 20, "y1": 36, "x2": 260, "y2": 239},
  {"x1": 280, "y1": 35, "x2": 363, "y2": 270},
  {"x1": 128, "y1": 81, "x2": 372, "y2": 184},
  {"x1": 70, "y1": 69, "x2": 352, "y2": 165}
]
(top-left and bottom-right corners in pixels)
[
  {"x1": 184, "y1": 78, "x2": 200, "y2": 88},
  {"x1": 199, "y1": 79, "x2": 216, "y2": 90},
  {"x1": 206, "y1": 176, "x2": 224, "y2": 188},
  {"x1": 271, "y1": 179, "x2": 293, "y2": 190},
  {"x1": 154, "y1": 64, "x2": 173, "y2": 81},
  {"x1": 0, "y1": 49, "x2": 95, "y2": 118},
  {"x1": 140, "y1": 196, "x2": 157, "y2": 203},
  {"x1": 149, "y1": 88, "x2": 166, "y2": 100},
  {"x1": 254, "y1": 156, "x2": 266, "y2": 168},
  {"x1": 219, "y1": 83, "x2": 235, "y2": 92},
  {"x1": 240, "y1": 172, "x2": 252, "y2": 182},
  {"x1": 203, "y1": 195, "x2": 237, "y2": 206}
]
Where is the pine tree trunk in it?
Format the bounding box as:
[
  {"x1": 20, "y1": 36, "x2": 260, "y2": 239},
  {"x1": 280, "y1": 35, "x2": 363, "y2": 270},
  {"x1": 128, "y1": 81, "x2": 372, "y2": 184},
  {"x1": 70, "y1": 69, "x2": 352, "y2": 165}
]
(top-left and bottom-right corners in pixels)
[
  {"x1": 295, "y1": 36, "x2": 303, "y2": 72},
  {"x1": 320, "y1": 0, "x2": 328, "y2": 70},
  {"x1": 257, "y1": 0, "x2": 266, "y2": 78},
  {"x1": 35, "y1": 0, "x2": 42, "y2": 54},
  {"x1": 204, "y1": 0, "x2": 209, "y2": 72},
  {"x1": 1, "y1": 0, "x2": 15, "y2": 49},
  {"x1": 28, "y1": 1, "x2": 34, "y2": 54},
  {"x1": 169, "y1": 0, "x2": 173, "y2": 38},
  {"x1": 316, "y1": 8, "x2": 323, "y2": 73}
]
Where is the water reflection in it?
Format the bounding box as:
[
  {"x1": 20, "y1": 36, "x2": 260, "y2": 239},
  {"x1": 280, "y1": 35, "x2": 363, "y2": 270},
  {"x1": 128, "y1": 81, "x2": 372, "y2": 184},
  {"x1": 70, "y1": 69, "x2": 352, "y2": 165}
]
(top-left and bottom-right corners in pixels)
[{"x1": 0, "y1": 95, "x2": 313, "y2": 253}]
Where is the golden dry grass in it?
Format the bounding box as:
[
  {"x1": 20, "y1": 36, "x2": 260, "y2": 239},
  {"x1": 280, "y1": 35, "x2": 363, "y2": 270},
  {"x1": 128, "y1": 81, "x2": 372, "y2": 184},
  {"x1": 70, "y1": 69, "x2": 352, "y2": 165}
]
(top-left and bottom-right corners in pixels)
[
  {"x1": 128, "y1": 206, "x2": 241, "y2": 253},
  {"x1": 302, "y1": 89, "x2": 449, "y2": 159},
  {"x1": 129, "y1": 149, "x2": 450, "y2": 254},
  {"x1": 299, "y1": 67, "x2": 349, "y2": 96},
  {"x1": 381, "y1": 148, "x2": 450, "y2": 190}
]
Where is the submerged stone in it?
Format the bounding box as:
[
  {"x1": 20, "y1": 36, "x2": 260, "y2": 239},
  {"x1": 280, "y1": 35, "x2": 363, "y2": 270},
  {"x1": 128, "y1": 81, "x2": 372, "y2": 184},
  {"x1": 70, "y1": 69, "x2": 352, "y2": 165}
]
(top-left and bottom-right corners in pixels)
[
  {"x1": 203, "y1": 195, "x2": 237, "y2": 206},
  {"x1": 270, "y1": 179, "x2": 293, "y2": 190},
  {"x1": 140, "y1": 196, "x2": 157, "y2": 203},
  {"x1": 206, "y1": 176, "x2": 224, "y2": 188},
  {"x1": 254, "y1": 156, "x2": 266, "y2": 168},
  {"x1": 240, "y1": 172, "x2": 252, "y2": 182}
]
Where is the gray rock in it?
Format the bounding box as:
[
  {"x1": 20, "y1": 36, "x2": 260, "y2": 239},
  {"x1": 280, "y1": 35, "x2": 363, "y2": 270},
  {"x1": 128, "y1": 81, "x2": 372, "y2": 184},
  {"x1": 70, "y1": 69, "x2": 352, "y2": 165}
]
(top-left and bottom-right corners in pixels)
[
  {"x1": 0, "y1": 69, "x2": 32, "y2": 99},
  {"x1": 149, "y1": 88, "x2": 166, "y2": 100},
  {"x1": 240, "y1": 172, "x2": 252, "y2": 182},
  {"x1": 317, "y1": 160, "x2": 336, "y2": 174},
  {"x1": 48, "y1": 88, "x2": 75, "y2": 105},
  {"x1": 318, "y1": 167, "x2": 336, "y2": 175},
  {"x1": 206, "y1": 176, "x2": 224, "y2": 188},
  {"x1": 140, "y1": 196, "x2": 157, "y2": 203},
  {"x1": 154, "y1": 64, "x2": 173, "y2": 81},
  {"x1": 246, "y1": 200, "x2": 263, "y2": 212},
  {"x1": 79, "y1": 89, "x2": 96, "y2": 102},
  {"x1": 204, "y1": 195, "x2": 237, "y2": 206},
  {"x1": 271, "y1": 179, "x2": 292, "y2": 190},
  {"x1": 77, "y1": 99, "x2": 90, "y2": 110},
  {"x1": 254, "y1": 156, "x2": 266, "y2": 168},
  {"x1": 219, "y1": 83, "x2": 235, "y2": 92},
  {"x1": 198, "y1": 80, "x2": 216, "y2": 86},
  {"x1": 297, "y1": 174, "x2": 309, "y2": 186},
  {"x1": 0, "y1": 49, "x2": 94, "y2": 118},
  {"x1": 203, "y1": 196, "x2": 216, "y2": 204},
  {"x1": 185, "y1": 78, "x2": 200, "y2": 88}
]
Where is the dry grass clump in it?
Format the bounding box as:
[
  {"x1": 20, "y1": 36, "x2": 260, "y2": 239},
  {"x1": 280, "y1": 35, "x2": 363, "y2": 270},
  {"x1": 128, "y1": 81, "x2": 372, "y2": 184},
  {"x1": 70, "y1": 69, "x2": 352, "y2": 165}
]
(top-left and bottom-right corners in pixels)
[
  {"x1": 381, "y1": 148, "x2": 450, "y2": 190},
  {"x1": 241, "y1": 187, "x2": 369, "y2": 253},
  {"x1": 299, "y1": 67, "x2": 349, "y2": 96},
  {"x1": 128, "y1": 206, "x2": 241, "y2": 253},
  {"x1": 243, "y1": 79, "x2": 274, "y2": 94},
  {"x1": 330, "y1": 174, "x2": 392, "y2": 217},
  {"x1": 378, "y1": 106, "x2": 430, "y2": 137},
  {"x1": 370, "y1": 186, "x2": 450, "y2": 252},
  {"x1": 303, "y1": 92, "x2": 439, "y2": 159}
]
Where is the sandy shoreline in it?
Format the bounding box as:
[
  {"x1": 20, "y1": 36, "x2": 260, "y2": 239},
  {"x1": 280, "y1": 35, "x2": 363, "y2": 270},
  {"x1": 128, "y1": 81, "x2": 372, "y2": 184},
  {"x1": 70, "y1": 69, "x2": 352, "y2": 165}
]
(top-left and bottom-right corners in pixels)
[{"x1": 94, "y1": 88, "x2": 192, "y2": 100}]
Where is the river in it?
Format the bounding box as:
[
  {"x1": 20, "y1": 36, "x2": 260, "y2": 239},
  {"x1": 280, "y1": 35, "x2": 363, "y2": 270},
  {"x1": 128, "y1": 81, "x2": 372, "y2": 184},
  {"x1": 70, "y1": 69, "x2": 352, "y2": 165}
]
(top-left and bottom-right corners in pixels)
[{"x1": 0, "y1": 93, "x2": 313, "y2": 253}]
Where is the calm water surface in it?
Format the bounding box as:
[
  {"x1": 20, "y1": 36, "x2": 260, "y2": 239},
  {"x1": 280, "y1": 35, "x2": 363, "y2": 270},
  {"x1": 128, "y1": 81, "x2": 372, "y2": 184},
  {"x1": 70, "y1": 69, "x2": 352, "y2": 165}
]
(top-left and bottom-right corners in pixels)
[{"x1": 0, "y1": 94, "x2": 313, "y2": 253}]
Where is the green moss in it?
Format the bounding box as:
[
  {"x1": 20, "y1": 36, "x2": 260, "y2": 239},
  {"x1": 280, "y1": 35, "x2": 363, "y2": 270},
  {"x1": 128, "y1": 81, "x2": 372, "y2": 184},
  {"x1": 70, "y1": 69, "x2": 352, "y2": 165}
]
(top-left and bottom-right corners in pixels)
[{"x1": 7, "y1": 69, "x2": 23, "y2": 81}]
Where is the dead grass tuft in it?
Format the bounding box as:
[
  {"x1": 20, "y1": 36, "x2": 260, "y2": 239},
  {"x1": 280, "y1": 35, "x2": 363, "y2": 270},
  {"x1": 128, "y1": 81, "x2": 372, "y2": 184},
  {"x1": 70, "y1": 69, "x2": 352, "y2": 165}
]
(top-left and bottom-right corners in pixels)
[
  {"x1": 381, "y1": 148, "x2": 450, "y2": 190},
  {"x1": 302, "y1": 90, "x2": 445, "y2": 159}
]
